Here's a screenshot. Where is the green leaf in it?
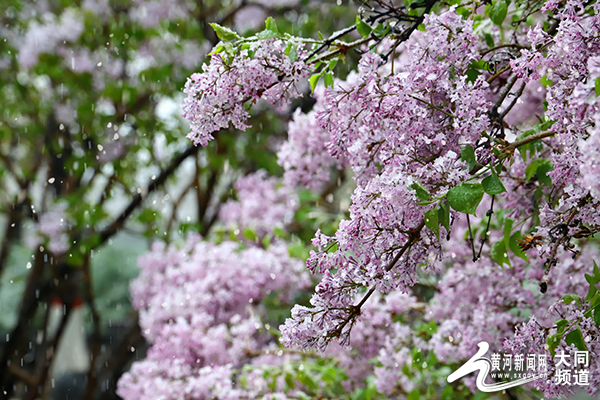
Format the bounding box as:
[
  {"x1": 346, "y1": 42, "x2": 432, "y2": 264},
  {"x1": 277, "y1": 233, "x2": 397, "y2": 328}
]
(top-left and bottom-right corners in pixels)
[
  {"x1": 562, "y1": 293, "x2": 581, "y2": 304},
  {"x1": 593, "y1": 261, "x2": 600, "y2": 284},
  {"x1": 407, "y1": 389, "x2": 420, "y2": 400},
  {"x1": 425, "y1": 207, "x2": 440, "y2": 240},
  {"x1": 541, "y1": 75, "x2": 553, "y2": 87},
  {"x1": 546, "y1": 333, "x2": 561, "y2": 358},
  {"x1": 536, "y1": 162, "x2": 554, "y2": 186},
  {"x1": 503, "y1": 218, "x2": 513, "y2": 248},
  {"x1": 585, "y1": 273, "x2": 594, "y2": 285},
  {"x1": 596, "y1": 77, "x2": 600, "y2": 97},
  {"x1": 284, "y1": 373, "x2": 295, "y2": 389},
  {"x1": 309, "y1": 73, "x2": 322, "y2": 92},
  {"x1": 243, "y1": 228, "x2": 258, "y2": 242},
  {"x1": 586, "y1": 281, "x2": 597, "y2": 302},
  {"x1": 438, "y1": 202, "x2": 450, "y2": 232},
  {"x1": 484, "y1": 32, "x2": 495, "y2": 47},
  {"x1": 509, "y1": 232, "x2": 528, "y2": 261},
  {"x1": 460, "y1": 144, "x2": 478, "y2": 171},
  {"x1": 286, "y1": 43, "x2": 298, "y2": 62},
  {"x1": 525, "y1": 158, "x2": 552, "y2": 182},
  {"x1": 491, "y1": 240, "x2": 510, "y2": 267},
  {"x1": 446, "y1": 183, "x2": 484, "y2": 215},
  {"x1": 209, "y1": 23, "x2": 241, "y2": 41},
  {"x1": 410, "y1": 182, "x2": 431, "y2": 201},
  {"x1": 416, "y1": 199, "x2": 436, "y2": 206},
  {"x1": 256, "y1": 29, "x2": 280, "y2": 40},
  {"x1": 262, "y1": 234, "x2": 271, "y2": 249},
  {"x1": 555, "y1": 319, "x2": 569, "y2": 335},
  {"x1": 324, "y1": 72, "x2": 334, "y2": 88},
  {"x1": 482, "y1": 172, "x2": 506, "y2": 195},
  {"x1": 565, "y1": 328, "x2": 587, "y2": 351},
  {"x1": 372, "y1": 22, "x2": 388, "y2": 37},
  {"x1": 356, "y1": 16, "x2": 372, "y2": 38},
  {"x1": 466, "y1": 68, "x2": 482, "y2": 83},
  {"x1": 489, "y1": 0, "x2": 508, "y2": 25},
  {"x1": 594, "y1": 307, "x2": 600, "y2": 327},
  {"x1": 297, "y1": 371, "x2": 318, "y2": 392},
  {"x1": 265, "y1": 17, "x2": 279, "y2": 33}
]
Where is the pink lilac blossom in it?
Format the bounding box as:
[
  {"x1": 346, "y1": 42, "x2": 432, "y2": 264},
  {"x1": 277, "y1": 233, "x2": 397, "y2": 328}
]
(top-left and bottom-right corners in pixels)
[
  {"x1": 17, "y1": 8, "x2": 85, "y2": 69},
  {"x1": 277, "y1": 86, "x2": 347, "y2": 189},
  {"x1": 173, "y1": 0, "x2": 600, "y2": 396},
  {"x1": 118, "y1": 235, "x2": 311, "y2": 399},
  {"x1": 26, "y1": 203, "x2": 70, "y2": 255},
  {"x1": 279, "y1": 9, "x2": 490, "y2": 352},
  {"x1": 504, "y1": 300, "x2": 600, "y2": 398},
  {"x1": 129, "y1": 0, "x2": 190, "y2": 28},
  {"x1": 182, "y1": 38, "x2": 310, "y2": 146},
  {"x1": 501, "y1": 0, "x2": 600, "y2": 284},
  {"x1": 234, "y1": 6, "x2": 267, "y2": 33},
  {"x1": 428, "y1": 217, "x2": 599, "y2": 363},
  {"x1": 323, "y1": 291, "x2": 420, "y2": 391},
  {"x1": 219, "y1": 170, "x2": 298, "y2": 236}
]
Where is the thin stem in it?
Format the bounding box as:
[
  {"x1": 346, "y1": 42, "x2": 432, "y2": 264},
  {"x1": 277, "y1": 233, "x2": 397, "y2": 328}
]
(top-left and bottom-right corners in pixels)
[
  {"x1": 479, "y1": 43, "x2": 528, "y2": 57},
  {"x1": 96, "y1": 144, "x2": 200, "y2": 246},
  {"x1": 309, "y1": 36, "x2": 372, "y2": 65},
  {"x1": 466, "y1": 214, "x2": 477, "y2": 261},
  {"x1": 478, "y1": 195, "x2": 495, "y2": 259},
  {"x1": 540, "y1": 195, "x2": 591, "y2": 292},
  {"x1": 304, "y1": 25, "x2": 358, "y2": 62},
  {"x1": 501, "y1": 130, "x2": 555, "y2": 154},
  {"x1": 500, "y1": 81, "x2": 526, "y2": 120},
  {"x1": 407, "y1": 94, "x2": 455, "y2": 118},
  {"x1": 486, "y1": 65, "x2": 511, "y2": 84},
  {"x1": 494, "y1": 75, "x2": 518, "y2": 109}
]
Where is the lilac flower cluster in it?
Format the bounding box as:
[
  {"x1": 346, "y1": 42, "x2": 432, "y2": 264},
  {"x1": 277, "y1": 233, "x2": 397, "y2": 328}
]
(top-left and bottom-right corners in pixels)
[
  {"x1": 25, "y1": 202, "x2": 71, "y2": 255},
  {"x1": 219, "y1": 170, "x2": 298, "y2": 237},
  {"x1": 174, "y1": 0, "x2": 600, "y2": 396},
  {"x1": 504, "y1": 300, "x2": 600, "y2": 398},
  {"x1": 182, "y1": 38, "x2": 310, "y2": 146},
  {"x1": 17, "y1": 8, "x2": 84, "y2": 69},
  {"x1": 117, "y1": 235, "x2": 311, "y2": 399},
  {"x1": 277, "y1": 88, "x2": 347, "y2": 189},
  {"x1": 279, "y1": 9, "x2": 489, "y2": 351}
]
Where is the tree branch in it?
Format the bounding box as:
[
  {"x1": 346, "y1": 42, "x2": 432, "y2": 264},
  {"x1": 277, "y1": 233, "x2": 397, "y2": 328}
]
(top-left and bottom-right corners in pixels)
[
  {"x1": 501, "y1": 130, "x2": 555, "y2": 154},
  {"x1": 96, "y1": 144, "x2": 200, "y2": 247}
]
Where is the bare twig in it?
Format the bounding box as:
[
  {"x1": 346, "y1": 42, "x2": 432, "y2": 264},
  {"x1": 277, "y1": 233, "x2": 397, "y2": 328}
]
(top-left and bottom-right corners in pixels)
[
  {"x1": 501, "y1": 130, "x2": 555, "y2": 154},
  {"x1": 96, "y1": 144, "x2": 200, "y2": 246},
  {"x1": 477, "y1": 195, "x2": 495, "y2": 259},
  {"x1": 304, "y1": 25, "x2": 358, "y2": 62},
  {"x1": 466, "y1": 214, "x2": 477, "y2": 262},
  {"x1": 500, "y1": 81, "x2": 527, "y2": 120}
]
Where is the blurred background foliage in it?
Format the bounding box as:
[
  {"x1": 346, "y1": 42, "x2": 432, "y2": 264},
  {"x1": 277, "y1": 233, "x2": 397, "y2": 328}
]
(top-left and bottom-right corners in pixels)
[{"x1": 0, "y1": 0, "x2": 357, "y2": 398}]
